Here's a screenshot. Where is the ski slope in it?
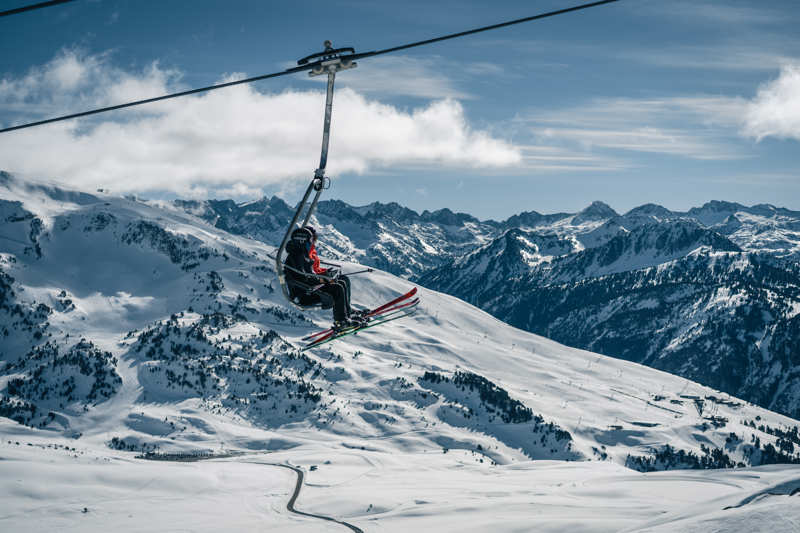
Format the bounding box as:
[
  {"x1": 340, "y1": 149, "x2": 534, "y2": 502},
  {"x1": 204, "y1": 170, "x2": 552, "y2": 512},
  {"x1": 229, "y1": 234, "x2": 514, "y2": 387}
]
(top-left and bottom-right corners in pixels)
[{"x1": 1, "y1": 173, "x2": 799, "y2": 532}]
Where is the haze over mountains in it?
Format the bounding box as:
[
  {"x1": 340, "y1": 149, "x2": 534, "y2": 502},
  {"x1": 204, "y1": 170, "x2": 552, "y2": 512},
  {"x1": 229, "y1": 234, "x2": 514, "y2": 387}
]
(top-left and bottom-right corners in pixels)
[{"x1": 172, "y1": 189, "x2": 800, "y2": 420}]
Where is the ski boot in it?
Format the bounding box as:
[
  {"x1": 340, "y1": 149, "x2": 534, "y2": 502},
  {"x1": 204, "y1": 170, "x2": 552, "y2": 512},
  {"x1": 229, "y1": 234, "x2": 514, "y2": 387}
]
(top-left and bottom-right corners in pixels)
[
  {"x1": 350, "y1": 307, "x2": 371, "y2": 320},
  {"x1": 332, "y1": 317, "x2": 365, "y2": 333}
]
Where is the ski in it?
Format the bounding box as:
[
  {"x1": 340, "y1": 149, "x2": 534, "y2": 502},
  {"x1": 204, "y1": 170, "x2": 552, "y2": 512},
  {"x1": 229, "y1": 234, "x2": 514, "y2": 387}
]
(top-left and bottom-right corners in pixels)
[
  {"x1": 303, "y1": 300, "x2": 419, "y2": 348},
  {"x1": 302, "y1": 297, "x2": 420, "y2": 343},
  {"x1": 301, "y1": 287, "x2": 418, "y2": 342},
  {"x1": 301, "y1": 301, "x2": 419, "y2": 351},
  {"x1": 373, "y1": 296, "x2": 420, "y2": 318},
  {"x1": 368, "y1": 287, "x2": 417, "y2": 317}
]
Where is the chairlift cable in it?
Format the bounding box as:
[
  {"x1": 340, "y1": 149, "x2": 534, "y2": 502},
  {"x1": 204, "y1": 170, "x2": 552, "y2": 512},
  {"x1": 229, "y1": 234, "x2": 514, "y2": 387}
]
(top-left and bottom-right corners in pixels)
[
  {"x1": 0, "y1": 65, "x2": 311, "y2": 133},
  {"x1": 0, "y1": 0, "x2": 77, "y2": 18},
  {"x1": 0, "y1": 0, "x2": 620, "y2": 134},
  {"x1": 348, "y1": 0, "x2": 619, "y2": 62}
]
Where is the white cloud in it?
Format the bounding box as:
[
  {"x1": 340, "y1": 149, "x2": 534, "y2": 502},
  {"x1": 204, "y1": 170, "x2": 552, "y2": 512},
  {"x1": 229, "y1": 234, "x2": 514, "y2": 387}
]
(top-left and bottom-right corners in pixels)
[
  {"x1": 743, "y1": 63, "x2": 800, "y2": 141},
  {"x1": 622, "y1": 46, "x2": 794, "y2": 72},
  {"x1": 519, "y1": 96, "x2": 749, "y2": 160},
  {"x1": 635, "y1": 1, "x2": 786, "y2": 26},
  {"x1": 513, "y1": 76, "x2": 800, "y2": 165},
  {"x1": 326, "y1": 55, "x2": 473, "y2": 100},
  {"x1": 478, "y1": 35, "x2": 798, "y2": 74},
  {"x1": 515, "y1": 145, "x2": 631, "y2": 173},
  {"x1": 49, "y1": 52, "x2": 87, "y2": 90},
  {"x1": 0, "y1": 48, "x2": 184, "y2": 116},
  {"x1": 0, "y1": 50, "x2": 521, "y2": 198},
  {"x1": 619, "y1": 2, "x2": 799, "y2": 73}
]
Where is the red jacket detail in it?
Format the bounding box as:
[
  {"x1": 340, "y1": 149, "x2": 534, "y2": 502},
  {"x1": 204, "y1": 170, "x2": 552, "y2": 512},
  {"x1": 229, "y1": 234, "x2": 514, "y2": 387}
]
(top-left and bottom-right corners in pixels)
[{"x1": 309, "y1": 243, "x2": 327, "y2": 274}]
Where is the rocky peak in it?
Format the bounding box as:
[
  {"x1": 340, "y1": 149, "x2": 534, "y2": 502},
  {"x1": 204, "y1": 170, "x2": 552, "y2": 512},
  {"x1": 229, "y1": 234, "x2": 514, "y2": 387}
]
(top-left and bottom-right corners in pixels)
[
  {"x1": 686, "y1": 201, "x2": 747, "y2": 226},
  {"x1": 573, "y1": 201, "x2": 618, "y2": 224},
  {"x1": 502, "y1": 210, "x2": 544, "y2": 228},
  {"x1": 619, "y1": 219, "x2": 741, "y2": 257},
  {"x1": 696, "y1": 200, "x2": 745, "y2": 213},
  {"x1": 207, "y1": 199, "x2": 241, "y2": 216},
  {"x1": 357, "y1": 201, "x2": 420, "y2": 222},
  {"x1": 624, "y1": 203, "x2": 675, "y2": 219},
  {"x1": 316, "y1": 199, "x2": 364, "y2": 222},
  {"x1": 420, "y1": 207, "x2": 479, "y2": 227}
]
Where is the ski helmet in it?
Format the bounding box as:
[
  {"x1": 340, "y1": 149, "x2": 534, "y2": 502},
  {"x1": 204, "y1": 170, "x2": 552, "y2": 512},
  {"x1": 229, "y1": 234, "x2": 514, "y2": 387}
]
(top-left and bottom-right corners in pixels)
[{"x1": 290, "y1": 226, "x2": 314, "y2": 243}]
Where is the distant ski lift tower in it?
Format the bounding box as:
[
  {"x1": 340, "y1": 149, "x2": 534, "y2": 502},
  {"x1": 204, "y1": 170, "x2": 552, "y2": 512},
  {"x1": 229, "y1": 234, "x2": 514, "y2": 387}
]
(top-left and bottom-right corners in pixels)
[{"x1": 275, "y1": 41, "x2": 357, "y2": 306}]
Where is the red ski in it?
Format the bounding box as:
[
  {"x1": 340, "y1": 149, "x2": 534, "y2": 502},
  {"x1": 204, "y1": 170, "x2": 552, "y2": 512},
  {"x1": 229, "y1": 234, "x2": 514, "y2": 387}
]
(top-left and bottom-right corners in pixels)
[
  {"x1": 302, "y1": 297, "x2": 420, "y2": 346},
  {"x1": 302, "y1": 287, "x2": 418, "y2": 342},
  {"x1": 302, "y1": 299, "x2": 420, "y2": 351},
  {"x1": 367, "y1": 287, "x2": 417, "y2": 317}
]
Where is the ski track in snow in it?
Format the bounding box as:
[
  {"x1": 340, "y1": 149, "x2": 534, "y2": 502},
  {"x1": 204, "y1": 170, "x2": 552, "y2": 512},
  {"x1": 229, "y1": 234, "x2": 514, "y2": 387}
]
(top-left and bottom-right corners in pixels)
[{"x1": 265, "y1": 462, "x2": 364, "y2": 533}]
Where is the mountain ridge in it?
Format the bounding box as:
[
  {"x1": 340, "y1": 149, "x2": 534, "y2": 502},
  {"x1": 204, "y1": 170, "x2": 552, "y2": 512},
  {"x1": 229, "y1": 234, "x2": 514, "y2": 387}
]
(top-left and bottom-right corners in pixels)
[
  {"x1": 2, "y1": 171, "x2": 799, "y2": 472},
  {"x1": 5, "y1": 172, "x2": 800, "y2": 531},
  {"x1": 154, "y1": 182, "x2": 800, "y2": 420}
]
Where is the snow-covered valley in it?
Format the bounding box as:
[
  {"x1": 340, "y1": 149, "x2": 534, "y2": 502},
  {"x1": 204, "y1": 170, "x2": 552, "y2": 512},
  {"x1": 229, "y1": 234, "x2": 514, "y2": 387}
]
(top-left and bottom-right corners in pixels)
[{"x1": 2, "y1": 173, "x2": 800, "y2": 532}]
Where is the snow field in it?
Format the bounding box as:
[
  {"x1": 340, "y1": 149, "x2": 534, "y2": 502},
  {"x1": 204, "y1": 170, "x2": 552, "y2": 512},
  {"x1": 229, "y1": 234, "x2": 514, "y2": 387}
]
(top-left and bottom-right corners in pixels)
[
  {"x1": 0, "y1": 440, "x2": 303, "y2": 532},
  {"x1": 2, "y1": 175, "x2": 800, "y2": 531}
]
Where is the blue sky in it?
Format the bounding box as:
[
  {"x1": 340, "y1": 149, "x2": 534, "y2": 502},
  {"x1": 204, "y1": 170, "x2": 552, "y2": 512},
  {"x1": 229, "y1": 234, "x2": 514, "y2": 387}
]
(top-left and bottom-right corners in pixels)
[{"x1": 1, "y1": 0, "x2": 799, "y2": 219}]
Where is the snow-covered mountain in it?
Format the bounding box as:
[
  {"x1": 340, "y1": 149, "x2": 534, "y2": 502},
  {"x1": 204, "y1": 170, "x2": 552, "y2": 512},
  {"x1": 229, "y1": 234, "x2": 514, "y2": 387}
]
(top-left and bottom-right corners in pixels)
[
  {"x1": 175, "y1": 195, "x2": 800, "y2": 276},
  {"x1": 2, "y1": 172, "x2": 800, "y2": 532},
  {"x1": 173, "y1": 195, "x2": 497, "y2": 278},
  {"x1": 170, "y1": 189, "x2": 800, "y2": 421},
  {"x1": 419, "y1": 216, "x2": 800, "y2": 421}
]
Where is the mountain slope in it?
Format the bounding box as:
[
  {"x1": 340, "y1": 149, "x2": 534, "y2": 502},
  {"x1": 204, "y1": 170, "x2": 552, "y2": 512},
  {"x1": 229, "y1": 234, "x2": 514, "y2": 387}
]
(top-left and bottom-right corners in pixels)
[
  {"x1": 1, "y1": 172, "x2": 798, "y2": 469},
  {"x1": 418, "y1": 213, "x2": 800, "y2": 420},
  {"x1": 157, "y1": 189, "x2": 800, "y2": 421},
  {"x1": 3, "y1": 173, "x2": 800, "y2": 532},
  {"x1": 173, "y1": 194, "x2": 498, "y2": 278}
]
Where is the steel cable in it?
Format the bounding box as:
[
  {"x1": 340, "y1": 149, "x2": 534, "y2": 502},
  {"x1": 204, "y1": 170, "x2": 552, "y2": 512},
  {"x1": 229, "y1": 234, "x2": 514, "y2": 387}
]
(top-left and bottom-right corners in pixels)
[
  {"x1": 0, "y1": 0, "x2": 620, "y2": 134},
  {"x1": 0, "y1": 0, "x2": 77, "y2": 18}
]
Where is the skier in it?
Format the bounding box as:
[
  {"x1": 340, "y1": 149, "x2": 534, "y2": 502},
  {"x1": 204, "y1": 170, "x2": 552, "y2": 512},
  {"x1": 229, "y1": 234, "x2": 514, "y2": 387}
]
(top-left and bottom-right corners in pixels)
[{"x1": 283, "y1": 226, "x2": 365, "y2": 330}]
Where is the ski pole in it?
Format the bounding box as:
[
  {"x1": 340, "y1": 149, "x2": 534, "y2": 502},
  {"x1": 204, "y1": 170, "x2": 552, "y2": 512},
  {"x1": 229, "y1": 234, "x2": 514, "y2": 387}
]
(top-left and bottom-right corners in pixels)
[{"x1": 342, "y1": 268, "x2": 373, "y2": 276}]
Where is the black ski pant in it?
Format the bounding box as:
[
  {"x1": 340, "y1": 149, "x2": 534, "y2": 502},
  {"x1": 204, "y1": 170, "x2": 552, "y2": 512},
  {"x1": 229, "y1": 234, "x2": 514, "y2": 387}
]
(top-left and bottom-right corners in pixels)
[{"x1": 320, "y1": 274, "x2": 352, "y2": 322}]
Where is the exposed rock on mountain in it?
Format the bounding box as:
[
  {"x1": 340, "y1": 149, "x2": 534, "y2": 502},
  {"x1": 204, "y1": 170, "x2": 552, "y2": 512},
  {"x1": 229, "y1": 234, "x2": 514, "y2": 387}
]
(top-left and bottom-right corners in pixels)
[
  {"x1": 3, "y1": 171, "x2": 799, "y2": 477},
  {"x1": 166, "y1": 189, "x2": 800, "y2": 419}
]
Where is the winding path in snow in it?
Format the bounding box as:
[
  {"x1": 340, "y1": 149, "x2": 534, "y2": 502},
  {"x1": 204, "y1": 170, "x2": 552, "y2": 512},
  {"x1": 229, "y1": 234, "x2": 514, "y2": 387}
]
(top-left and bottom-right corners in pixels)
[
  {"x1": 175, "y1": 455, "x2": 364, "y2": 531},
  {"x1": 269, "y1": 463, "x2": 364, "y2": 533}
]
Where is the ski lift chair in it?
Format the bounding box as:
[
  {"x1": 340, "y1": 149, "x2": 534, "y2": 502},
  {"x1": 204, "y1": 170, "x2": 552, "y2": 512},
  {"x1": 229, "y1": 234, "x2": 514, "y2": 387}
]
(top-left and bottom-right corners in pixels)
[
  {"x1": 274, "y1": 42, "x2": 356, "y2": 309},
  {"x1": 283, "y1": 227, "x2": 334, "y2": 310}
]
